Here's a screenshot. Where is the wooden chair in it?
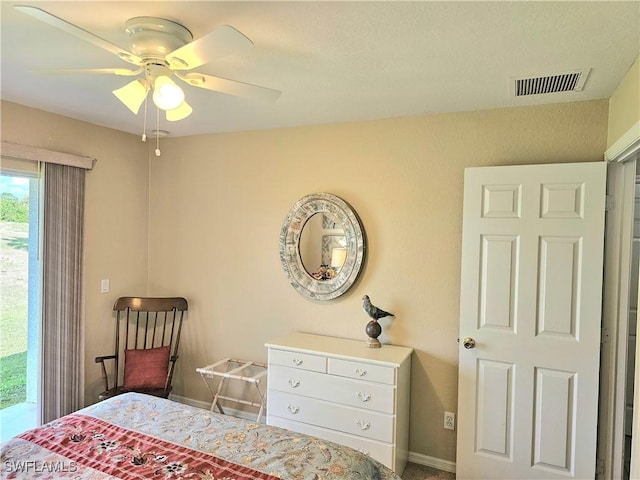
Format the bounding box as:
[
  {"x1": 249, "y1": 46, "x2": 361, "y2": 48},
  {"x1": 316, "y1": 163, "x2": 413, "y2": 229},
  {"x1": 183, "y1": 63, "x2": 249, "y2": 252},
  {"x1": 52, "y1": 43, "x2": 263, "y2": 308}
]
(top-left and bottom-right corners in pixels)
[{"x1": 95, "y1": 296, "x2": 188, "y2": 401}]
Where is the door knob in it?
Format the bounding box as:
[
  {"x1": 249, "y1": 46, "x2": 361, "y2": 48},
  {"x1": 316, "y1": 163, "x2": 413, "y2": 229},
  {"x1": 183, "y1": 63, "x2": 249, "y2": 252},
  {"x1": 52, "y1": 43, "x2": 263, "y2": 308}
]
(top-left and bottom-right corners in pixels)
[{"x1": 462, "y1": 337, "x2": 476, "y2": 349}]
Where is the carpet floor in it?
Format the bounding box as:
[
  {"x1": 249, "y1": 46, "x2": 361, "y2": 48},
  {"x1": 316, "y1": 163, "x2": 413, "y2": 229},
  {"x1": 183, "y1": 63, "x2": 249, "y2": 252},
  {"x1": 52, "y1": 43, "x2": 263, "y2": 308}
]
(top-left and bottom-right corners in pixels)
[{"x1": 401, "y1": 462, "x2": 456, "y2": 480}]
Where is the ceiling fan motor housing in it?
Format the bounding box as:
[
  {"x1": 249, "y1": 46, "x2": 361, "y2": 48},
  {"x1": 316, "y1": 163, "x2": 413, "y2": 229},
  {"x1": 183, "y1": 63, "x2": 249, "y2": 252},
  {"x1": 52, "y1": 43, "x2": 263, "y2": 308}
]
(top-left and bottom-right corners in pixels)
[
  {"x1": 144, "y1": 63, "x2": 173, "y2": 82},
  {"x1": 125, "y1": 17, "x2": 192, "y2": 60}
]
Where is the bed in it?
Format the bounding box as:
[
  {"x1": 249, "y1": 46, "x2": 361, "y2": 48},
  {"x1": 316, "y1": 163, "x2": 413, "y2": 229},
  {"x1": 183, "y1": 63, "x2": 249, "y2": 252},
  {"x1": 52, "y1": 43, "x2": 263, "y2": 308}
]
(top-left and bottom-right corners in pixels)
[{"x1": 0, "y1": 392, "x2": 402, "y2": 479}]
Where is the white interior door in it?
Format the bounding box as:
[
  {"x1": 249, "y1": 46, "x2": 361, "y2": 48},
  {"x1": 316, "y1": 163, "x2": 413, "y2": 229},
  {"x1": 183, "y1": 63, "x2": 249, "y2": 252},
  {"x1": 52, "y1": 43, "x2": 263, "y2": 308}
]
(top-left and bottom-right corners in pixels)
[{"x1": 457, "y1": 162, "x2": 606, "y2": 479}]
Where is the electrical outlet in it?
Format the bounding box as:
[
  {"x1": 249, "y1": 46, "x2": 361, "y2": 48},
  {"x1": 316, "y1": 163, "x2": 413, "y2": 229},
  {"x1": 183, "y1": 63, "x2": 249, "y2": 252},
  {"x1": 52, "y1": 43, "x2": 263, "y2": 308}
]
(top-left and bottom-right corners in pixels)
[{"x1": 444, "y1": 411, "x2": 455, "y2": 430}]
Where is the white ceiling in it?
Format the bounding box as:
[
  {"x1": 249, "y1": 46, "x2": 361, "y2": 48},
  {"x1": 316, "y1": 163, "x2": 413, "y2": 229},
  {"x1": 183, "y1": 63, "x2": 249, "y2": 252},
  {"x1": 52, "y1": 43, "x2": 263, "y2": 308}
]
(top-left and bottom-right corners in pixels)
[{"x1": 1, "y1": 1, "x2": 639, "y2": 138}]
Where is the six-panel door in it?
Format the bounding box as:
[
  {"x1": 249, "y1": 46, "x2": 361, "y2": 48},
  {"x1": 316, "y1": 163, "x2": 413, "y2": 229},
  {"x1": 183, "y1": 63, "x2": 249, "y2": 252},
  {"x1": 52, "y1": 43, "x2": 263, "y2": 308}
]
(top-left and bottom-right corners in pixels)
[{"x1": 457, "y1": 162, "x2": 606, "y2": 479}]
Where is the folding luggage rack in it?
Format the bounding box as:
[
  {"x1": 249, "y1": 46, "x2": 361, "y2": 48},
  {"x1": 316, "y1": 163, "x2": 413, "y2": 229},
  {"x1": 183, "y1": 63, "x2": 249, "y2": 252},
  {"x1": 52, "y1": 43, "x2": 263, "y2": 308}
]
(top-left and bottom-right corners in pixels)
[{"x1": 197, "y1": 358, "x2": 268, "y2": 422}]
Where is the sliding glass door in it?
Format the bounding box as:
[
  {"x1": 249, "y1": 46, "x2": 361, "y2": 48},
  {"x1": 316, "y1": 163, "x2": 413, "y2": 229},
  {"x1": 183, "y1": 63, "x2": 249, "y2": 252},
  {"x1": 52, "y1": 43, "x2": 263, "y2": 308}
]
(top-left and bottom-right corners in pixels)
[{"x1": 0, "y1": 169, "x2": 41, "y2": 440}]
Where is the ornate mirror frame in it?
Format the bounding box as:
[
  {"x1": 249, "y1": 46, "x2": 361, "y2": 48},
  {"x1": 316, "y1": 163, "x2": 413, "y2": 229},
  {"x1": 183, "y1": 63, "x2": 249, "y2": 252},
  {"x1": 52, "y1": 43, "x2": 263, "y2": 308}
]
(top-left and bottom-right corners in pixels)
[{"x1": 280, "y1": 193, "x2": 366, "y2": 300}]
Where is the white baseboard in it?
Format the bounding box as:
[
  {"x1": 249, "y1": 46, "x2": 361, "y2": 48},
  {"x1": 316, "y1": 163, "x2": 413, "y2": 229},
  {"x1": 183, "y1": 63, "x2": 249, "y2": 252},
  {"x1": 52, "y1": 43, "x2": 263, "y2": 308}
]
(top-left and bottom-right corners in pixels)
[
  {"x1": 170, "y1": 394, "x2": 456, "y2": 473},
  {"x1": 407, "y1": 451, "x2": 456, "y2": 473}
]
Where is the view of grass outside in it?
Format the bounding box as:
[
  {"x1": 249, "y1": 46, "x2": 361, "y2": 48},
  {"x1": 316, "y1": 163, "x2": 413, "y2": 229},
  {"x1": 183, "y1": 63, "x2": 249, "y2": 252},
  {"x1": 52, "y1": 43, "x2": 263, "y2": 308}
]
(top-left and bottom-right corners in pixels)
[{"x1": 0, "y1": 183, "x2": 30, "y2": 410}]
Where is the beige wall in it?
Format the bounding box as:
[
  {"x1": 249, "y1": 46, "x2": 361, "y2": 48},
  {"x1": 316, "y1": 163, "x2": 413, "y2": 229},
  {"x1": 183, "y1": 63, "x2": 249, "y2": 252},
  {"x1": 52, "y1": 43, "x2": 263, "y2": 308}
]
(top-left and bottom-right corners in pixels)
[
  {"x1": 147, "y1": 99, "x2": 609, "y2": 462},
  {"x1": 0, "y1": 101, "x2": 150, "y2": 403},
  {"x1": 608, "y1": 56, "x2": 640, "y2": 148},
  {"x1": 0, "y1": 98, "x2": 610, "y2": 463}
]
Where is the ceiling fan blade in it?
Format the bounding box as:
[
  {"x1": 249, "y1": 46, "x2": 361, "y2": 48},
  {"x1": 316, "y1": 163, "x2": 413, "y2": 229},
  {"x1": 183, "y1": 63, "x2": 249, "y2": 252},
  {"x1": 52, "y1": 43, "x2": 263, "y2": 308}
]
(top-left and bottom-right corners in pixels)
[
  {"x1": 176, "y1": 72, "x2": 281, "y2": 102},
  {"x1": 166, "y1": 101, "x2": 193, "y2": 122},
  {"x1": 166, "y1": 25, "x2": 253, "y2": 71},
  {"x1": 113, "y1": 79, "x2": 149, "y2": 114},
  {"x1": 33, "y1": 68, "x2": 143, "y2": 76},
  {"x1": 14, "y1": 5, "x2": 142, "y2": 66}
]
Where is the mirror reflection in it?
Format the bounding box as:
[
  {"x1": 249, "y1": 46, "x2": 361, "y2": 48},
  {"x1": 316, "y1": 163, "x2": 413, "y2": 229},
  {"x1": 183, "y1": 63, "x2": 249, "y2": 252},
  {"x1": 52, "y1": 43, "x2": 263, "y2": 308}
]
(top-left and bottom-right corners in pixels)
[{"x1": 299, "y1": 213, "x2": 346, "y2": 280}]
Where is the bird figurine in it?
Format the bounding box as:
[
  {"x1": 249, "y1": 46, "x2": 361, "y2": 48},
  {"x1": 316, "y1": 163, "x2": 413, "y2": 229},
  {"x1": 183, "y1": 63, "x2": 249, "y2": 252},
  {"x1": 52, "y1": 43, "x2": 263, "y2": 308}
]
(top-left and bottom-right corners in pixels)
[
  {"x1": 362, "y1": 295, "x2": 394, "y2": 320},
  {"x1": 362, "y1": 295, "x2": 394, "y2": 348}
]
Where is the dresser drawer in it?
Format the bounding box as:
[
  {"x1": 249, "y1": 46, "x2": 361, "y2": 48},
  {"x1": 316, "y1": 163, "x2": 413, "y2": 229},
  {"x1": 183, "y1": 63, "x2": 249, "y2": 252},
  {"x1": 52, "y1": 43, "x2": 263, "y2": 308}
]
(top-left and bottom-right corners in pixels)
[
  {"x1": 269, "y1": 364, "x2": 395, "y2": 414},
  {"x1": 328, "y1": 358, "x2": 396, "y2": 385},
  {"x1": 268, "y1": 415, "x2": 395, "y2": 470},
  {"x1": 268, "y1": 390, "x2": 394, "y2": 443},
  {"x1": 269, "y1": 348, "x2": 326, "y2": 373}
]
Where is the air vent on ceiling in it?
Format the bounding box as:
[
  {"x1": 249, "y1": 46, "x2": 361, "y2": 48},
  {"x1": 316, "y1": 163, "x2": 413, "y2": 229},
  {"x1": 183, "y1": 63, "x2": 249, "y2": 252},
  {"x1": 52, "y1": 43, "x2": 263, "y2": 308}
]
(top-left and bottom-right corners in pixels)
[{"x1": 510, "y1": 69, "x2": 591, "y2": 97}]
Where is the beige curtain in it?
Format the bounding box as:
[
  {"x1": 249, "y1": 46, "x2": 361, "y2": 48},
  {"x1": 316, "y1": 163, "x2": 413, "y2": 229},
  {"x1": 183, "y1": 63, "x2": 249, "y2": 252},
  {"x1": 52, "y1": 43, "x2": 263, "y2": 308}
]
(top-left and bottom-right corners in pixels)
[{"x1": 41, "y1": 163, "x2": 85, "y2": 423}]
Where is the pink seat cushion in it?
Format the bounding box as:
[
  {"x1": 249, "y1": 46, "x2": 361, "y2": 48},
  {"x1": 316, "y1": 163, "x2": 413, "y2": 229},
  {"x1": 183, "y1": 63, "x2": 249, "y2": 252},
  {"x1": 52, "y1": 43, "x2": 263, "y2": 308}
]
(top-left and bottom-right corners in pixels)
[{"x1": 123, "y1": 346, "x2": 170, "y2": 390}]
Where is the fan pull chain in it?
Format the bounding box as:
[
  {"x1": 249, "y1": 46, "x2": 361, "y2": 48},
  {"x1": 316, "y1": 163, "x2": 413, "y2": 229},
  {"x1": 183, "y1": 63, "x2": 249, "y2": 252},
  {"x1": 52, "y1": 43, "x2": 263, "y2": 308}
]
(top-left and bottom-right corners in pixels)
[
  {"x1": 141, "y1": 95, "x2": 148, "y2": 142},
  {"x1": 155, "y1": 107, "x2": 161, "y2": 157}
]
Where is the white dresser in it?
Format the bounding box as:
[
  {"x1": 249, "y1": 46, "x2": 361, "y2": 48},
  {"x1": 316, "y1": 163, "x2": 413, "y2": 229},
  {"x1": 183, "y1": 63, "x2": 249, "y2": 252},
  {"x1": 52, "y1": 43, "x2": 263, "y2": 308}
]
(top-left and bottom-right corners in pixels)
[{"x1": 265, "y1": 332, "x2": 413, "y2": 474}]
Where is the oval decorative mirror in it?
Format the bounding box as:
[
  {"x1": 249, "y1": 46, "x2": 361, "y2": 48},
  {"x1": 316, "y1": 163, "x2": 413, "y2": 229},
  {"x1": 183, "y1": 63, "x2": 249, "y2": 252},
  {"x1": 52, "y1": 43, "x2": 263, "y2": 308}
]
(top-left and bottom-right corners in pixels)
[{"x1": 280, "y1": 193, "x2": 366, "y2": 300}]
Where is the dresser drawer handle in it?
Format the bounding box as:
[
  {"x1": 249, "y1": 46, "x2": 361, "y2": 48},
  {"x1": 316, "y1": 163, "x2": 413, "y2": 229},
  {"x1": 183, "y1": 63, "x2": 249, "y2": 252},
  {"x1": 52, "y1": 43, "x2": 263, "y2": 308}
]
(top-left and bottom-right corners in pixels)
[
  {"x1": 356, "y1": 420, "x2": 371, "y2": 430},
  {"x1": 292, "y1": 358, "x2": 303, "y2": 366},
  {"x1": 288, "y1": 379, "x2": 300, "y2": 388},
  {"x1": 354, "y1": 368, "x2": 367, "y2": 377},
  {"x1": 287, "y1": 404, "x2": 300, "y2": 414},
  {"x1": 356, "y1": 392, "x2": 371, "y2": 402}
]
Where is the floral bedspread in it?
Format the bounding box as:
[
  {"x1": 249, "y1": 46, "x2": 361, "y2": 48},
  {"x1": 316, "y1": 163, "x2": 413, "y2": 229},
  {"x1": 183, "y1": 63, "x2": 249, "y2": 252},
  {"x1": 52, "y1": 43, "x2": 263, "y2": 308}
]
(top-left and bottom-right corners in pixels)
[{"x1": 1, "y1": 392, "x2": 402, "y2": 479}]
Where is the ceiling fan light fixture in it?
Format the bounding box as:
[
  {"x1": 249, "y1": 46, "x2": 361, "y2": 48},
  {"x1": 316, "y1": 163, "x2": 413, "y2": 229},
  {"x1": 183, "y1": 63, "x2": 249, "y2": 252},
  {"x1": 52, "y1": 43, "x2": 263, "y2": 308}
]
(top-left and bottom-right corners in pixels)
[
  {"x1": 112, "y1": 79, "x2": 148, "y2": 114},
  {"x1": 152, "y1": 75, "x2": 185, "y2": 110},
  {"x1": 166, "y1": 101, "x2": 193, "y2": 121}
]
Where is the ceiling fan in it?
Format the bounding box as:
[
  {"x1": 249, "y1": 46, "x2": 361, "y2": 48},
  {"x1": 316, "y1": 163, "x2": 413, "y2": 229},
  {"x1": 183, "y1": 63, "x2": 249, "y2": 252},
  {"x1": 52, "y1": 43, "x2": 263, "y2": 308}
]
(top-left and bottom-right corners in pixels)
[{"x1": 14, "y1": 5, "x2": 282, "y2": 123}]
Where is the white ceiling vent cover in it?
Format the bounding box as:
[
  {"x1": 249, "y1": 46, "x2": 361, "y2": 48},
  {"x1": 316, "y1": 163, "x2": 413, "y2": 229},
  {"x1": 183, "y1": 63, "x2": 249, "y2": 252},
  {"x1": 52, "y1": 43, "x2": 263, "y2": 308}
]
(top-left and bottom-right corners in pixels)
[{"x1": 510, "y1": 68, "x2": 591, "y2": 97}]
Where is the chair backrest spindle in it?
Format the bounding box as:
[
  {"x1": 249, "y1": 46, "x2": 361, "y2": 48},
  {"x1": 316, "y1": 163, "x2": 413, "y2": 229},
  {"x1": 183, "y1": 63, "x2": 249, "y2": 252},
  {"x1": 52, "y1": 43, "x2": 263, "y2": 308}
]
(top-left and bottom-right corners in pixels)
[
  {"x1": 151, "y1": 311, "x2": 159, "y2": 348},
  {"x1": 134, "y1": 310, "x2": 141, "y2": 348},
  {"x1": 166, "y1": 310, "x2": 176, "y2": 353}
]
